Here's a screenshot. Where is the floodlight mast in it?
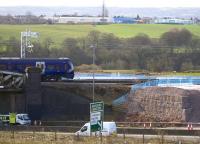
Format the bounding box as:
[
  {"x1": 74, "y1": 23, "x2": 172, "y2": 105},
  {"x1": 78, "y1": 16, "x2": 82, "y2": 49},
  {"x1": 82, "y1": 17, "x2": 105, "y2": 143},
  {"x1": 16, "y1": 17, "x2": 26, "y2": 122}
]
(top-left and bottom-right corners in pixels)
[{"x1": 20, "y1": 28, "x2": 39, "y2": 59}]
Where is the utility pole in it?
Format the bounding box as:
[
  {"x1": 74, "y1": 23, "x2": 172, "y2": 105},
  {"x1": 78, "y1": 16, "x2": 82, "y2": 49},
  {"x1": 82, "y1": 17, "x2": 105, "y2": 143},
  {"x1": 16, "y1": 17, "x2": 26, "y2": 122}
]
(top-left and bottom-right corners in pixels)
[
  {"x1": 21, "y1": 28, "x2": 39, "y2": 59},
  {"x1": 90, "y1": 44, "x2": 96, "y2": 102},
  {"x1": 102, "y1": 0, "x2": 105, "y2": 20}
]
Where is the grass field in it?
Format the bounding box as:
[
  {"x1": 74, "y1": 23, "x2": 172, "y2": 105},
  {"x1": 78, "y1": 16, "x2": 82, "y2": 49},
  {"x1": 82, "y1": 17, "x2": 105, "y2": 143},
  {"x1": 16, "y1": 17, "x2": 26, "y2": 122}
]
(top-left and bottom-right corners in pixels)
[
  {"x1": 0, "y1": 24, "x2": 200, "y2": 48},
  {"x1": 0, "y1": 131, "x2": 196, "y2": 144},
  {"x1": 96, "y1": 24, "x2": 200, "y2": 38},
  {"x1": 0, "y1": 24, "x2": 95, "y2": 48}
]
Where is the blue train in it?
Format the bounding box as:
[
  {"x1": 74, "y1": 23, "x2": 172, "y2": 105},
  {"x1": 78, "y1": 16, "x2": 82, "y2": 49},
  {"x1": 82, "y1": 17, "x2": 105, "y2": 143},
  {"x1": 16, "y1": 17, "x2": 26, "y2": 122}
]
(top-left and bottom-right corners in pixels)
[{"x1": 0, "y1": 58, "x2": 74, "y2": 80}]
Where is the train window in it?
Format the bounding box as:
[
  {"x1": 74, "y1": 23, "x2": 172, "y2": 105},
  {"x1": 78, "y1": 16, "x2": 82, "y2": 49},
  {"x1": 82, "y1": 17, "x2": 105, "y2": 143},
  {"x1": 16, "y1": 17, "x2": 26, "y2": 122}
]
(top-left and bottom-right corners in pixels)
[
  {"x1": 64, "y1": 64, "x2": 68, "y2": 70},
  {"x1": 68, "y1": 61, "x2": 74, "y2": 72},
  {"x1": 8, "y1": 65, "x2": 13, "y2": 70},
  {"x1": 55, "y1": 65, "x2": 60, "y2": 71},
  {"x1": 36, "y1": 62, "x2": 46, "y2": 73},
  {"x1": 0, "y1": 64, "x2": 6, "y2": 70},
  {"x1": 40, "y1": 64, "x2": 44, "y2": 70},
  {"x1": 26, "y1": 65, "x2": 32, "y2": 69},
  {"x1": 16, "y1": 65, "x2": 23, "y2": 70},
  {"x1": 47, "y1": 65, "x2": 55, "y2": 70},
  {"x1": 36, "y1": 63, "x2": 40, "y2": 68}
]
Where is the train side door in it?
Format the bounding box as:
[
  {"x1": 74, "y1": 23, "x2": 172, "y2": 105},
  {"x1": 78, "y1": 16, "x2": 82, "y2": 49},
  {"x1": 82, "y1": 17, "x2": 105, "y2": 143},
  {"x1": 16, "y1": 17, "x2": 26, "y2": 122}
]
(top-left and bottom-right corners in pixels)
[{"x1": 36, "y1": 62, "x2": 46, "y2": 74}]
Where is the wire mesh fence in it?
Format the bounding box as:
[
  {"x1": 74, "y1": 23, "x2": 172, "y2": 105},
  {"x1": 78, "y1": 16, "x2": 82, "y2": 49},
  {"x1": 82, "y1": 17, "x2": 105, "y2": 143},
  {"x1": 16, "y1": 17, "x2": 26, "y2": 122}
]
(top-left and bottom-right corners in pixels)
[{"x1": 1, "y1": 124, "x2": 200, "y2": 144}]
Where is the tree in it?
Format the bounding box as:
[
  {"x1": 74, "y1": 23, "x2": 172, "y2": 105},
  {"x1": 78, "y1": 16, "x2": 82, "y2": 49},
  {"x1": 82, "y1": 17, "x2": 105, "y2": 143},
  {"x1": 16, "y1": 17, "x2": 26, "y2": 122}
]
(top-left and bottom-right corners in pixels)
[
  {"x1": 178, "y1": 29, "x2": 192, "y2": 46},
  {"x1": 27, "y1": 42, "x2": 50, "y2": 58},
  {"x1": 62, "y1": 38, "x2": 90, "y2": 65},
  {"x1": 181, "y1": 59, "x2": 194, "y2": 71},
  {"x1": 127, "y1": 34, "x2": 151, "y2": 48},
  {"x1": 98, "y1": 33, "x2": 122, "y2": 50},
  {"x1": 87, "y1": 30, "x2": 100, "y2": 46},
  {"x1": 160, "y1": 28, "x2": 179, "y2": 47},
  {"x1": 5, "y1": 37, "x2": 20, "y2": 57},
  {"x1": 44, "y1": 37, "x2": 54, "y2": 49},
  {"x1": 160, "y1": 28, "x2": 192, "y2": 47}
]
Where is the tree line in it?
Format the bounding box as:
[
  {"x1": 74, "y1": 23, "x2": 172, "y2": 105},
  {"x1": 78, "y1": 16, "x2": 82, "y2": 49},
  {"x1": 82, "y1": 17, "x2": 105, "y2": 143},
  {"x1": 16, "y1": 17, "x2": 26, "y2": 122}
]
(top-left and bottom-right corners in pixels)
[
  {"x1": 0, "y1": 13, "x2": 49, "y2": 24},
  {"x1": 0, "y1": 28, "x2": 200, "y2": 72}
]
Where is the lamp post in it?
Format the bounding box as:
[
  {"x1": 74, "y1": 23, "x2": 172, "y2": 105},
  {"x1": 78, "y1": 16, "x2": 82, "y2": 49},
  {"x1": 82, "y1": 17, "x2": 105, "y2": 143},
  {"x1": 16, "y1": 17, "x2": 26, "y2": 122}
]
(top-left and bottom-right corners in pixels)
[{"x1": 90, "y1": 44, "x2": 96, "y2": 102}]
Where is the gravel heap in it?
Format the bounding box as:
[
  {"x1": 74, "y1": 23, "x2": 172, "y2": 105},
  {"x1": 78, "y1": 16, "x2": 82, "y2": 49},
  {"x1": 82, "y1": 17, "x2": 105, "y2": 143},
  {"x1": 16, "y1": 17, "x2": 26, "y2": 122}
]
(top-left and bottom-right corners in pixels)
[{"x1": 126, "y1": 86, "x2": 200, "y2": 122}]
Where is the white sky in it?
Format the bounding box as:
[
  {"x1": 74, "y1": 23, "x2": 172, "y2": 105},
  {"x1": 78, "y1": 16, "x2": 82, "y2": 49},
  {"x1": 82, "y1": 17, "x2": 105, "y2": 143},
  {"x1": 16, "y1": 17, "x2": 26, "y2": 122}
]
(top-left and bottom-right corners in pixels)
[{"x1": 0, "y1": 0, "x2": 200, "y2": 7}]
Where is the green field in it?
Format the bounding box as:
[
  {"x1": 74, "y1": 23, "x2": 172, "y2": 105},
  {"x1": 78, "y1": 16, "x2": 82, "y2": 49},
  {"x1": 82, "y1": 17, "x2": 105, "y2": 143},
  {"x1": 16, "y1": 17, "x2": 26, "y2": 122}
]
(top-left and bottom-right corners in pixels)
[
  {"x1": 0, "y1": 24, "x2": 200, "y2": 48},
  {"x1": 0, "y1": 24, "x2": 95, "y2": 48},
  {"x1": 97, "y1": 24, "x2": 200, "y2": 38}
]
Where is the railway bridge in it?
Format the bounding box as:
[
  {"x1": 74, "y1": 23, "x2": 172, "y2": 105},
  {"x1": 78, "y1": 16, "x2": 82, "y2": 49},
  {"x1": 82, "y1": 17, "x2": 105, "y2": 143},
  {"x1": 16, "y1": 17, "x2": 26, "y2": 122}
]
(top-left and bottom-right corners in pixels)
[
  {"x1": 0, "y1": 70, "x2": 24, "y2": 89},
  {"x1": 0, "y1": 71, "x2": 24, "y2": 113},
  {"x1": 0, "y1": 68, "x2": 151, "y2": 121}
]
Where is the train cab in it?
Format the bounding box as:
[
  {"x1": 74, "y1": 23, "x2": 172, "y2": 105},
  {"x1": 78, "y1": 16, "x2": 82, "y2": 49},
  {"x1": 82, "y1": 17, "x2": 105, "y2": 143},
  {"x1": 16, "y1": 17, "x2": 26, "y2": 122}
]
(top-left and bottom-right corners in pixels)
[{"x1": 0, "y1": 58, "x2": 74, "y2": 81}]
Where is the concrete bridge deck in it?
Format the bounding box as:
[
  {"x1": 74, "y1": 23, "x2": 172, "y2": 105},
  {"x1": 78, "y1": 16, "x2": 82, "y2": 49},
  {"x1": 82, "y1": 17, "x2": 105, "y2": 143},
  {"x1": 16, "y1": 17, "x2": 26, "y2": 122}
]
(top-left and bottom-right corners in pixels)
[
  {"x1": 0, "y1": 88, "x2": 22, "y2": 92},
  {"x1": 60, "y1": 78, "x2": 150, "y2": 84}
]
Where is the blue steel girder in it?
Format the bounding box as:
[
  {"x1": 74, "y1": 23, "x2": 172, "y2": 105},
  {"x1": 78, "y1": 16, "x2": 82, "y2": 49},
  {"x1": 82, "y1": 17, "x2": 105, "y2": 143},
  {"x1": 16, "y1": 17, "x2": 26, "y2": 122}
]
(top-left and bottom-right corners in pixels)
[{"x1": 0, "y1": 71, "x2": 24, "y2": 89}]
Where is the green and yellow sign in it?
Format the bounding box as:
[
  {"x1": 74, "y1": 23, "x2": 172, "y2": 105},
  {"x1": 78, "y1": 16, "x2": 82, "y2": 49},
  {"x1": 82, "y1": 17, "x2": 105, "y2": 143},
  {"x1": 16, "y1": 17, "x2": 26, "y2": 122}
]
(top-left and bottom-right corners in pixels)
[{"x1": 9, "y1": 113, "x2": 16, "y2": 124}]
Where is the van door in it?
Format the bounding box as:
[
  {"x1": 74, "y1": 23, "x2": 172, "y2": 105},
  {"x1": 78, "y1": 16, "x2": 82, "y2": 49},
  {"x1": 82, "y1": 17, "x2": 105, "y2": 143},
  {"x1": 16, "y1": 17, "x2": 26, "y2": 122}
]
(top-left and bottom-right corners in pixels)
[{"x1": 80, "y1": 125, "x2": 90, "y2": 136}]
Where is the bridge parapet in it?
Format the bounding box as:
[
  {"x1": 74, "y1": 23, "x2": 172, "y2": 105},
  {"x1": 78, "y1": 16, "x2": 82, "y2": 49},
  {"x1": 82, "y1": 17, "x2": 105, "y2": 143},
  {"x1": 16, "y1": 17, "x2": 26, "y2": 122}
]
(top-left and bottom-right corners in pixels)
[{"x1": 0, "y1": 70, "x2": 24, "y2": 89}]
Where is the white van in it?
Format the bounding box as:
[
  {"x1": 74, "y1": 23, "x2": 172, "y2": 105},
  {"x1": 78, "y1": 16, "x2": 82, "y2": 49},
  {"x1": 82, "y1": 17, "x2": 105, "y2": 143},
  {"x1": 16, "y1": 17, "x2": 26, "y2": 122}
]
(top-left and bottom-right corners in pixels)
[
  {"x1": 0, "y1": 113, "x2": 31, "y2": 125},
  {"x1": 16, "y1": 114, "x2": 31, "y2": 125},
  {"x1": 75, "y1": 122, "x2": 117, "y2": 136},
  {"x1": 0, "y1": 114, "x2": 9, "y2": 124}
]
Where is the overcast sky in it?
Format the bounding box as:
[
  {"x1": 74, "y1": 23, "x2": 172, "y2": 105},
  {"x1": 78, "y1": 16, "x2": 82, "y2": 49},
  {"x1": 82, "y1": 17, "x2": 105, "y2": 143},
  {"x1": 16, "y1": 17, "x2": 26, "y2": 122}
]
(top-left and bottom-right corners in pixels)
[{"x1": 0, "y1": 0, "x2": 200, "y2": 7}]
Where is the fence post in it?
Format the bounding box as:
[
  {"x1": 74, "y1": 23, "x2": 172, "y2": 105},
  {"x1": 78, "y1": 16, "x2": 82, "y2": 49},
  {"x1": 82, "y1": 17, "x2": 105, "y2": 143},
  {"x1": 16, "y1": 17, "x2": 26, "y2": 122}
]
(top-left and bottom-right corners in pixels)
[
  {"x1": 100, "y1": 131, "x2": 102, "y2": 144},
  {"x1": 123, "y1": 129, "x2": 125, "y2": 140},
  {"x1": 143, "y1": 123, "x2": 145, "y2": 144},
  {"x1": 143, "y1": 132, "x2": 144, "y2": 144},
  {"x1": 33, "y1": 130, "x2": 35, "y2": 141},
  {"x1": 34, "y1": 120, "x2": 37, "y2": 126},
  {"x1": 77, "y1": 132, "x2": 80, "y2": 140},
  {"x1": 11, "y1": 129, "x2": 15, "y2": 144},
  {"x1": 12, "y1": 130, "x2": 14, "y2": 139},
  {"x1": 55, "y1": 131, "x2": 57, "y2": 141}
]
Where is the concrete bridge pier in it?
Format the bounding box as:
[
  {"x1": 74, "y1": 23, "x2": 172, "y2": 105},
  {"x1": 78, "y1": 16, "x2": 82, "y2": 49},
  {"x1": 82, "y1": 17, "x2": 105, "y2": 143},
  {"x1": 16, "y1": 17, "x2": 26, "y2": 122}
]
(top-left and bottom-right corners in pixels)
[
  {"x1": 0, "y1": 92, "x2": 23, "y2": 114},
  {"x1": 25, "y1": 67, "x2": 42, "y2": 120},
  {"x1": 10, "y1": 94, "x2": 15, "y2": 112}
]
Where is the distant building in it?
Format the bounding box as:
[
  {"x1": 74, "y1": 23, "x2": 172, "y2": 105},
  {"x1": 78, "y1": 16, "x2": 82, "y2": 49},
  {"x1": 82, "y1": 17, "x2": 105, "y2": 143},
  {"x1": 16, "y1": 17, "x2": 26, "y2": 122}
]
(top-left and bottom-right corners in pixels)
[
  {"x1": 154, "y1": 18, "x2": 194, "y2": 25},
  {"x1": 44, "y1": 16, "x2": 113, "y2": 24},
  {"x1": 142, "y1": 17, "x2": 154, "y2": 24},
  {"x1": 194, "y1": 17, "x2": 200, "y2": 24},
  {"x1": 113, "y1": 16, "x2": 137, "y2": 24}
]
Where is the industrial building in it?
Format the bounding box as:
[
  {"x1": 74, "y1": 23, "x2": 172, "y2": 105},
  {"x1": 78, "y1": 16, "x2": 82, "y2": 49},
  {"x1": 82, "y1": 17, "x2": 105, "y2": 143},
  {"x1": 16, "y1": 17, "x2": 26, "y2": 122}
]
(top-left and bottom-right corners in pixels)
[
  {"x1": 44, "y1": 16, "x2": 113, "y2": 24},
  {"x1": 154, "y1": 18, "x2": 194, "y2": 24}
]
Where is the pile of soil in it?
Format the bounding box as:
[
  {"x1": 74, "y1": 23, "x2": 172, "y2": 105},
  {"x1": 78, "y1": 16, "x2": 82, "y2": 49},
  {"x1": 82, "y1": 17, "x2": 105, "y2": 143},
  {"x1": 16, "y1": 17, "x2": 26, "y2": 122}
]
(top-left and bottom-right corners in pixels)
[{"x1": 126, "y1": 86, "x2": 200, "y2": 122}]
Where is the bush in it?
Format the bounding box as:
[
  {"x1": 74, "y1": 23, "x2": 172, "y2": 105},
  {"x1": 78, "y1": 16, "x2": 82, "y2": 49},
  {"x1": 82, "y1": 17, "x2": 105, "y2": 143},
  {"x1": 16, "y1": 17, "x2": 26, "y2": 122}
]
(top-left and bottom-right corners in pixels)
[{"x1": 75, "y1": 64, "x2": 102, "y2": 72}]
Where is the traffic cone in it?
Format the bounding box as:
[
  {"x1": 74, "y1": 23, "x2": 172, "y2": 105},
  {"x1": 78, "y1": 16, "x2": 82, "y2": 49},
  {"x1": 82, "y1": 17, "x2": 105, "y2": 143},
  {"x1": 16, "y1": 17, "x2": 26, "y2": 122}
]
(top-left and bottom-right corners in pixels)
[
  {"x1": 190, "y1": 124, "x2": 193, "y2": 130},
  {"x1": 187, "y1": 124, "x2": 193, "y2": 130}
]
